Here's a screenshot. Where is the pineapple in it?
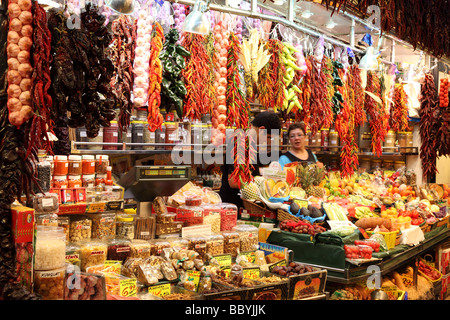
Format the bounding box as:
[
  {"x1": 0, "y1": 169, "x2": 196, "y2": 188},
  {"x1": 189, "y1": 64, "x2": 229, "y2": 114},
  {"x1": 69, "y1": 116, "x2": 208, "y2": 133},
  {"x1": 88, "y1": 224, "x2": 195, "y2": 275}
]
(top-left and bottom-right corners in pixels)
[
  {"x1": 241, "y1": 182, "x2": 260, "y2": 201},
  {"x1": 296, "y1": 164, "x2": 326, "y2": 198}
]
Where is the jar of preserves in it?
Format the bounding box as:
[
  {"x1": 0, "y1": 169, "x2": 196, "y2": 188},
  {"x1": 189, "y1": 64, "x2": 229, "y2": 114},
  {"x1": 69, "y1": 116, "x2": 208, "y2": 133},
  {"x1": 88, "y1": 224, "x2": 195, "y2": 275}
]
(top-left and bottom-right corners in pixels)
[
  {"x1": 384, "y1": 130, "x2": 396, "y2": 153},
  {"x1": 53, "y1": 155, "x2": 68, "y2": 176},
  {"x1": 68, "y1": 175, "x2": 82, "y2": 188},
  {"x1": 116, "y1": 214, "x2": 135, "y2": 240},
  {"x1": 220, "y1": 203, "x2": 238, "y2": 231},
  {"x1": 68, "y1": 155, "x2": 82, "y2": 175},
  {"x1": 329, "y1": 129, "x2": 339, "y2": 152},
  {"x1": 82, "y1": 155, "x2": 96, "y2": 175},
  {"x1": 52, "y1": 175, "x2": 68, "y2": 189},
  {"x1": 95, "y1": 155, "x2": 109, "y2": 174},
  {"x1": 34, "y1": 226, "x2": 66, "y2": 271},
  {"x1": 103, "y1": 120, "x2": 119, "y2": 150},
  {"x1": 82, "y1": 174, "x2": 95, "y2": 188}
]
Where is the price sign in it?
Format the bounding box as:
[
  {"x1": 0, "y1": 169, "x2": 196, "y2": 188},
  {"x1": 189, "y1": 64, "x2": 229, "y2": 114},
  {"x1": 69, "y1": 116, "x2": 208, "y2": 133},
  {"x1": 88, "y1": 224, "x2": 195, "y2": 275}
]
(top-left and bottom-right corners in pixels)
[
  {"x1": 401, "y1": 274, "x2": 414, "y2": 288},
  {"x1": 294, "y1": 199, "x2": 309, "y2": 209},
  {"x1": 119, "y1": 278, "x2": 137, "y2": 297},
  {"x1": 239, "y1": 251, "x2": 256, "y2": 264},
  {"x1": 243, "y1": 267, "x2": 260, "y2": 280},
  {"x1": 210, "y1": 254, "x2": 232, "y2": 268},
  {"x1": 148, "y1": 283, "x2": 171, "y2": 297},
  {"x1": 186, "y1": 270, "x2": 201, "y2": 291},
  {"x1": 86, "y1": 202, "x2": 105, "y2": 213},
  {"x1": 104, "y1": 261, "x2": 122, "y2": 275}
]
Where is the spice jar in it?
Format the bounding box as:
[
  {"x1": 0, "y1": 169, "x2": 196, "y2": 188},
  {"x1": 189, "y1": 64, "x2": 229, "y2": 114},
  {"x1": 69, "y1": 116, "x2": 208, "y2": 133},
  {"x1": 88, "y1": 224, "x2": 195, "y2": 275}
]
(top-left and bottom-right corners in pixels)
[
  {"x1": 107, "y1": 238, "x2": 131, "y2": 262},
  {"x1": 68, "y1": 175, "x2": 82, "y2": 188},
  {"x1": 34, "y1": 226, "x2": 66, "y2": 271},
  {"x1": 119, "y1": 125, "x2": 132, "y2": 150},
  {"x1": 82, "y1": 155, "x2": 96, "y2": 175},
  {"x1": 68, "y1": 155, "x2": 82, "y2": 175},
  {"x1": 165, "y1": 121, "x2": 178, "y2": 150},
  {"x1": 141, "y1": 118, "x2": 155, "y2": 150},
  {"x1": 116, "y1": 214, "x2": 135, "y2": 240},
  {"x1": 220, "y1": 203, "x2": 238, "y2": 231},
  {"x1": 103, "y1": 120, "x2": 119, "y2": 150},
  {"x1": 82, "y1": 174, "x2": 95, "y2": 188},
  {"x1": 88, "y1": 212, "x2": 116, "y2": 240},
  {"x1": 309, "y1": 131, "x2": 321, "y2": 152},
  {"x1": 53, "y1": 155, "x2": 68, "y2": 176},
  {"x1": 131, "y1": 120, "x2": 144, "y2": 150},
  {"x1": 155, "y1": 122, "x2": 166, "y2": 150},
  {"x1": 397, "y1": 132, "x2": 408, "y2": 151},
  {"x1": 384, "y1": 130, "x2": 396, "y2": 153},
  {"x1": 221, "y1": 231, "x2": 240, "y2": 257},
  {"x1": 34, "y1": 267, "x2": 65, "y2": 300},
  {"x1": 95, "y1": 155, "x2": 109, "y2": 174},
  {"x1": 53, "y1": 175, "x2": 68, "y2": 189},
  {"x1": 329, "y1": 129, "x2": 339, "y2": 152},
  {"x1": 232, "y1": 224, "x2": 259, "y2": 252},
  {"x1": 176, "y1": 197, "x2": 204, "y2": 227}
]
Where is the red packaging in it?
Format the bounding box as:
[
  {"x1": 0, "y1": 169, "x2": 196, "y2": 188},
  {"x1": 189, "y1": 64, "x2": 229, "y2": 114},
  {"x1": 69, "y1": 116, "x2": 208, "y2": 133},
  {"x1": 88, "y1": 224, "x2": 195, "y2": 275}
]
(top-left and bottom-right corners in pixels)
[
  {"x1": 220, "y1": 203, "x2": 238, "y2": 231},
  {"x1": 354, "y1": 240, "x2": 380, "y2": 252},
  {"x1": 73, "y1": 188, "x2": 87, "y2": 202},
  {"x1": 344, "y1": 245, "x2": 373, "y2": 259},
  {"x1": 61, "y1": 189, "x2": 75, "y2": 204},
  {"x1": 11, "y1": 204, "x2": 35, "y2": 290},
  {"x1": 50, "y1": 188, "x2": 62, "y2": 203}
]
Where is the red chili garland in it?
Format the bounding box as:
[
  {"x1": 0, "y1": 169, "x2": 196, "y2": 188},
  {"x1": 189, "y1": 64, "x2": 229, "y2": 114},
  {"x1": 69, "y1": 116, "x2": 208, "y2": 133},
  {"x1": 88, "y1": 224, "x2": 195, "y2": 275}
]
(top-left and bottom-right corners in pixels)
[{"x1": 389, "y1": 83, "x2": 409, "y2": 132}]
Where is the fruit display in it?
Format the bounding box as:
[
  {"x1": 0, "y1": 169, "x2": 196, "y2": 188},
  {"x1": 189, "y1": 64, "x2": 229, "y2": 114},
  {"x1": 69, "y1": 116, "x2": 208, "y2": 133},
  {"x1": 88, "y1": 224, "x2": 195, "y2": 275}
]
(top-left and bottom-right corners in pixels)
[
  {"x1": 344, "y1": 245, "x2": 373, "y2": 260},
  {"x1": 279, "y1": 219, "x2": 326, "y2": 236},
  {"x1": 271, "y1": 262, "x2": 315, "y2": 277},
  {"x1": 418, "y1": 260, "x2": 442, "y2": 282}
]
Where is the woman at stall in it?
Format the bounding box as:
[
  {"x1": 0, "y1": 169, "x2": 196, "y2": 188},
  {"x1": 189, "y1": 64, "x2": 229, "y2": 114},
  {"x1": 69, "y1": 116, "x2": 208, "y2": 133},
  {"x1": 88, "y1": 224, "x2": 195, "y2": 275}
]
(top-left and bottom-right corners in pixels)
[{"x1": 278, "y1": 122, "x2": 321, "y2": 168}]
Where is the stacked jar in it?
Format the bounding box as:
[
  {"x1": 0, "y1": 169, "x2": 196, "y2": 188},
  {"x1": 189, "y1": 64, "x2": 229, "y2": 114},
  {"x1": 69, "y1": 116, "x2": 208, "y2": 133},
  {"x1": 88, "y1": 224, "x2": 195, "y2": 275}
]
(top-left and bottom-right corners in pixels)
[
  {"x1": 68, "y1": 155, "x2": 82, "y2": 188},
  {"x1": 95, "y1": 155, "x2": 109, "y2": 189},
  {"x1": 82, "y1": 155, "x2": 96, "y2": 188},
  {"x1": 53, "y1": 155, "x2": 69, "y2": 189},
  {"x1": 103, "y1": 121, "x2": 119, "y2": 150}
]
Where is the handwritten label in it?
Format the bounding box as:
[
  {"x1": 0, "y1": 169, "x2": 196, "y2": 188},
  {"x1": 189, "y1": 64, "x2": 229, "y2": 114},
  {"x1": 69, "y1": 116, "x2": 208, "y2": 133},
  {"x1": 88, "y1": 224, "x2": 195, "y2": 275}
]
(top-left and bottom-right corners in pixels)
[
  {"x1": 120, "y1": 278, "x2": 137, "y2": 297},
  {"x1": 148, "y1": 283, "x2": 171, "y2": 297},
  {"x1": 243, "y1": 267, "x2": 260, "y2": 280},
  {"x1": 210, "y1": 254, "x2": 232, "y2": 268}
]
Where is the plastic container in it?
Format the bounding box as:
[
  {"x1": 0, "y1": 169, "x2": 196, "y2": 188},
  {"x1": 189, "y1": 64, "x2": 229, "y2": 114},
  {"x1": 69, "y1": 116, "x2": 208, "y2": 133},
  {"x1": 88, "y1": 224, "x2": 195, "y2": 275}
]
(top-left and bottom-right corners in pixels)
[
  {"x1": 129, "y1": 239, "x2": 151, "y2": 259},
  {"x1": 68, "y1": 175, "x2": 82, "y2": 188},
  {"x1": 359, "y1": 158, "x2": 371, "y2": 173},
  {"x1": 58, "y1": 215, "x2": 70, "y2": 242},
  {"x1": 68, "y1": 155, "x2": 82, "y2": 175},
  {"x1": 394, "y1": 161, "x2": 406, "y2": 170},
  {"x1": 397, "y1": 132, "x2": 407, "y2": 150},
  {"x1": 52, "y1": 175, "x2": 68, "y2": 189},
  {"x1": 88, "y1": 212, "x2": 116, "y2": 240},
  {"x1": 82, "y1": 174, "x2": 95, "y2": 188},
  {"x1": 232, "y1": 224, "x2": 259, "y2": 252},
  {"x1": 119, "y1": 125, "x2": 132, "y2": 150},
  {"x1": 35, "y1": 212, "x2": 59, "y2": 227},
  {"x1": 165, "y1": 121, "x2": 178, "y2": 150},
  {"x1": 76, "y1": 127, "x2": 88, "y2": 150},
  {"x1": 34, "y1": 226, "x2": 66, "y2": 271},
  {"x1": 329, "y1": 129, "x2": 339, "y2": 152},
  {"x1": 34, "y1": 156, "x2": 52, "y2": 193},
  {"x1": 79, "y1": 240, "x2": 108, "y2": 271},
  {"x1": 186, "y1": 235, "x2": 207, "y2": 261},
  {"x1": 309, "y1": 131, "x2": 321, "y2": 152},
  {"x1": 384, "y1": 130, "x2": 396, "y2": 152},
  {"x1": 53, "y1": 155, "x2": 69, "y2": 176},
  {"x1": 87, "y1": 127, "x2": 103, "y2": 150},
  {"x1": 155, "y1": 123, "x2": 166, "y2": 150},
  {"x1": 220, "y1": 203, "x2": 238, "y2": 231},
  {"x1": 176, "y1": 197, "x2": 204, "y2": 227},
  {"x1": 149, "y1": 239, "x2": 171, "y2": 256},
  {"x1": 103, "y1": 121, "x2": 119, "y2": 150},
  {"x1": 116, "y1": 214, "x2": 135, "y2": 240},
  {"x1": 205, "y1": 233, "x2": 224, "y2": 257},
  {"x1": 142, "y1": 119, "x2": 155, "y2": 150},
  {"x1": 81, "y1": 155, "x2": 96, "y2": 175},
  {"x1": 95, "y1": 174, "x2": 107, "y2": 188},
  {"x1": 131, "y1": 120, "x2": 144, "y2": 150},
  {"x1": 95, "y1": 155, "x2": 109, "y2": 174},
  {"x1": 69, "y1": 215, "x2": 92, "y2": 242},
  {"x1": 33, "y1": 267, "x2": 66, "y2": 300},
  {"x1": 202, "y1": 204, "x2": 222, "y2": 233},
  {"x1": 156, "y1": 213, "x2": 177, "y2": 224},
  {"x1": 221, "y1": 231, "x2": 240, "y2": 257},
  {"x1": 366, "y1": 230, "x2": 398, "y2": 250},
  {"x1": 406, "y1": 132, "x2": 414, "y2": 153},
  {"x1": 65, "y1": 242, "x2": 81, "y2": 268},
  {"x1": 321, "y1": 128, "x2": 329, "y2": 151},
  {"x1": 33, "y1": 192, "x2": 59, "y2": 214},
  {"x1": 107, "y1": 238, "x2": 131, "y2": 262}
]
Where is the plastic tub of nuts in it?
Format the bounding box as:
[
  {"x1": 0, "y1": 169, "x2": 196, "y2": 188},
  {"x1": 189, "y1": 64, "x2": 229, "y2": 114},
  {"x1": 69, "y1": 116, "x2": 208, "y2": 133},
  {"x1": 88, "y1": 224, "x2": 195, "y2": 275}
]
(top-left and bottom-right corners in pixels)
[
  {"x1": 149, "y1": 239, "x2": 171, "y2": 256},
  {"x1": 69, "y1": 215, "x2": 92, "y2": 242},
  {"x1": 205, "y1": 233, "x2": 224, "y2": 257},
  {"x1": 79, "y1": 240, "x2": 108, "y2": 271},
  {"x1": 34, "y1": 266, "x2": 66, "y2": 300},
  {"x1": 58, "y1": 215, "x2": 70, "y2": 242},
  {"x1": 129, "y1": 239, "x2": 151, "y2": 259},
  {"x1": 202, "y1": 204, "x2": 222, "y2": 233},
  {"x1": 232, "y1": 224, "x2": 259, "y2": 252},
  {"x1": 35, "y1": 212, "x2": 59, "y2": 227},
  {"x1": 88, "y1": 212, "x2": 116, "y2": 240},
  {"x1": 34, "y1": 226, "x2": 66, "y2": 271},
  {"x1": 186, "y1": 235, "x2": 207, "y2": 261},
  {"x1": 107, "y1": 238, "x2": 131, "y2": 262},
  {"x1": 221, "y1": 230, "x2": 240, "y2": 257}
]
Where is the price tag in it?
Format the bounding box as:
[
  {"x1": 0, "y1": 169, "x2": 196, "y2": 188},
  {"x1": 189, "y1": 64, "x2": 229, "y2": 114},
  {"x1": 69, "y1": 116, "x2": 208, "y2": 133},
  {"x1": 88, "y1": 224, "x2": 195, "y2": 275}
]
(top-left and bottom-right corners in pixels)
[
  {"x1": 186, "y1": 270, "x2": 201, "y2": 291},
  {"x1": 148, "y1": 283, "x2": 171, "y2": 297},
  {"x1": 401, "y1": 274, "x2": 414, "y2": 288},
  {"x1": 119, "y1": 278, "x2": 137, "y2": 297},
  {"x1": 294, "y1": 199, "x2": 309, "y2": 209},
  {"x1": 104, "y1": 261, "x2": 122, "y2": 275},
  {"x1": 210, "y1": 254, "x2": 232, "y2": 268},
  {"x1": 268, "y1": 259, "x2": 286, "y2": 272},
  {"x1": 239, "y1": 251, "x2": 256, "y2": 264},
  {"x1": 86, "y1": 202, "x2": 105, "y2": 213},
  {"x1": 243, "y1": 267, "x2": 260, "y2": 280}
]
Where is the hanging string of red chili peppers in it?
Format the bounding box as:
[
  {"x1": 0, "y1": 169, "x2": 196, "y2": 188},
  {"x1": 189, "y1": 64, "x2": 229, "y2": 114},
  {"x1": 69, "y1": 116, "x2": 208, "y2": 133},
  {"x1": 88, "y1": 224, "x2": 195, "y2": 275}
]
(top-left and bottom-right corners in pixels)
[
  {"x1": 436, "y1": 78, "x2": 450, "y2": 157},
  {"x1": 364, "y1": 70, "x2": 388, "y2": 157},
  {"x1": 389, "y1": 83, "x2": 409, "y2": 132},
  {"x1": 182, "y1": 33, "x2": 212, "y2": 121},
  {"x1": 419, "y1": 72, "x2": 440, "y2": 179},
  {"x1": 295, "y1": 56, "x2": 312, "y2": 125},
  {"x1": 227, "y1": 32, "x2": 255, "y2": 188},
  {"x1": 349, "y1": 65, "x2": 366, "y2": 126}
]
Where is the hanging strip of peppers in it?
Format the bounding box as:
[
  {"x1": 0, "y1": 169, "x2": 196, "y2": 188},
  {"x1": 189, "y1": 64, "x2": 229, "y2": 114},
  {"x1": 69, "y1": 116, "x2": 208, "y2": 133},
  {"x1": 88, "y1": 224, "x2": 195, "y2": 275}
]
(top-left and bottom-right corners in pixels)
[
  {"x1": 389, "y1": 83, "x2": 409, "y2": 132},
  {"x1": 349, "y1": 65, "x2": 366, "y2": 126},
  {"x1": 226, "y1": 32, "x2": 254, "y2": 188},
  {"x1": 147, "y1": 22, "x2": 164, "y2": 132},
  {"x1": 364, "y1": 70, "x2": 388, "y2": 157},
  {"x1": 436, "y1": 78, "x2": 450, "y2": 157},
  {"x1": 181, "y1": 33, "x2": 212, "y2": 121},
  {"x1": 419, "y1": 72, "x2": 440, "y2": 179},
  {"x1": 296, "y1": 57, "x2": 312, "y2": 125}
]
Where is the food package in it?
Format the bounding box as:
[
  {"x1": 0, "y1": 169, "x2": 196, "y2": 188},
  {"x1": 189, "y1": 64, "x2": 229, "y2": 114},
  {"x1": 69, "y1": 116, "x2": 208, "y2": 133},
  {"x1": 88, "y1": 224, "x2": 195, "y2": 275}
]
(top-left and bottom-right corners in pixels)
[
  {"x1": 153, "y1": 196, "x2": 168, "y2": 214},
  {"x1": 79, "y1": 240, "x2": 108, "y2": 271},
  {"x1": 136, "y1": 263, "x2": 161, "y2": 286},
  {"x1": 33, "y1": 192, "x2": 59, "y2": 214},
  {"x1": 34, "y1": 267, "x2": 66, "y2": 300},
  {"x1": 64, "y1": 269, "x2": 106, "y2": 300}
]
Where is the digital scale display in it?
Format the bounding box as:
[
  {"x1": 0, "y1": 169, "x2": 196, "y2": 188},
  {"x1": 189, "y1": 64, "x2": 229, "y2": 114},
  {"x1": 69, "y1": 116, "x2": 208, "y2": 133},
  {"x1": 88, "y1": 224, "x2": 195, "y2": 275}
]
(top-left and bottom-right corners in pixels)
[{"x1": 140, "y1": 167, "x2": 188, "y2": 179}]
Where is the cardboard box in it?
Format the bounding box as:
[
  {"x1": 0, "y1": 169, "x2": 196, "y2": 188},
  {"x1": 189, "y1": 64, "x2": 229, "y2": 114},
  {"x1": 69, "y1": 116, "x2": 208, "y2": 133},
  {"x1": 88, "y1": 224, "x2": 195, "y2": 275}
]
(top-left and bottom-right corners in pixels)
[
  {"x1": 11, "y1": 204, "x2": 35, "y2": 290},
  {"x1": 201, "y1": 282, "x2": 247, "y2": 300},
  {"x1": 441, "y1": 274, "x2": 450, "y2": 300}
]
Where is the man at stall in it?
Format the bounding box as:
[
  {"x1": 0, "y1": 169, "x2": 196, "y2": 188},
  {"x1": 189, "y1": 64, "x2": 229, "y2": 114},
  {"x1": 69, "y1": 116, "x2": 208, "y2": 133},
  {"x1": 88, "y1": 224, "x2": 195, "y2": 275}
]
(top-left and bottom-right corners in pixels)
[{"x1": 219, "y1": 111, "x2": 282, "y2": 209}]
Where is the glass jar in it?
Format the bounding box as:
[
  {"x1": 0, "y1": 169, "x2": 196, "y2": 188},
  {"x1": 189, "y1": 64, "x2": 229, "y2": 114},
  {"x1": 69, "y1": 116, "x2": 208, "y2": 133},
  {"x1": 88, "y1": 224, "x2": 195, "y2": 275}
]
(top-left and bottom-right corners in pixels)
[
  {"x1": 394, "y1": 161, "x2": 406, "y2": 170},
  {"x1": 220, "y1": 203, "x2": 238, "y2": 231},
  {"x1": 384, "y1": 130, "x2": 396, "y2": 153},
  {"x1": 116, "y1": 214, "x2": 135, "y2": 240},
  {"x1": 221, "y1": 230, "x2": 240, "y2": 257},
  {"x1": 34, "y1": 153, "x2": 52, "y2": 193},
  {"x1": 82, "y1": 155, "x2": 96, "y2": 175},
  {"x1": 201, "y1": 115, "x2": 212, "y2": 146},
  {"x1": 371, "y1": 159, "x2": 382, "y2": 171},
  {"x1": 359, "y1": 158, "x2": 371, "y2": 173},
  {"x1": 321, "y1": 128, "x2": 329, "y2": 151},
  {"x1": 397, "y1": 132, "x2": 408, "y2": 151},
  {"x1": 82, "y1": 174, "x2": 95, "y2": 188},
  {"x1": 232, "y1": 224, "x2": 259, "y2": 252},
  {"x1": 68, "y1": 155, "x2": 82, "y2": 175},
  {"x1": 95, "y1": 155, "x2": 109, "y2": 174},
  {"x1": 176, "y1": 197, "x2": 204, "y2": 227},
  {"x1": 107, "y1": 238, "x2": 131, "y2": 262},
  {"x1": 69, "y1": 215, "x2": 92, "y2": 242},
  {"x1": 33, "y1": 267, "x2": 66, "y2": 300},
  {"x1": 309, "y1": 131, "x2": 321, "y2": 152},
  {"x1": 68, "y1": 175, "x2": 82, "y2": 188},
  {"x1": 202, "y1": 204, "x2": 222, "y2": 233},
  {"x1": 87, "y1": 127, "x2": 103, "y2": 150},
  {"x1": 53, "y1": 155, "x2": 68, "y2": 176},
  {"x1": 165, "y1": 121, "x2": 178, "y2": 150},
  {"x1": 191, "y1": 120, "x2": 202, "y2": 147},
  {"x1": 382, "y1": 160, "x2": 394, "y2": 171},
  {"x1": 34, "y1": 226, "x2": 66, "y2": 271},
  {"x1": 46, "y1": 155, "x2": 54, "y2": 176},
  {"x1": 406, "y1": 131, "x2": 414, "y2": 153},
  {"x1": 141, "y1": 118, "x2": 155, "y2": 150},
  {"x1": 329, "y1": 129, "x2": 339, "y2": 152},
  {"x1": 76, "y1": 127, "x2": 88, "y2": 150},
  {"x1": 103, "y1": 120, "x2": 119, "y2": 150},
  {"x1": 131, "y1": 120, "x2": 144, "y2": 150},
  {"x1": 52, "y1": 175, "x2": 68, "y2": 189},
  {"x1": 88, "y1": 212, "x2": 116, "y2": 240}
]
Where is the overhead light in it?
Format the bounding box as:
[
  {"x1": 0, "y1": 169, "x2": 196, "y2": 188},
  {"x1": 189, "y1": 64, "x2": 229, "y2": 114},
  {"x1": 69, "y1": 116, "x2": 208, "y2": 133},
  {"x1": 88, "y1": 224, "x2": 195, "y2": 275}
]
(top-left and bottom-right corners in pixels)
[
  {"x1": 37, "y1": 0, "x2": 61, "y2": 8},
  {"x1": 325, "y1": 19, "x2": 337, "y2": 29},
  {"x1": 105, "y1": 0, "x2": 136, "y2": 15},
  {"x1": 182, "y1": 0, "x2": 211, "y2": 35},
  {"x1": 301, "y1": 9, "x2": 314, "y2": 19},
  {"x1": 359, "y1": 46, "x2": 380, "y2": 70}
]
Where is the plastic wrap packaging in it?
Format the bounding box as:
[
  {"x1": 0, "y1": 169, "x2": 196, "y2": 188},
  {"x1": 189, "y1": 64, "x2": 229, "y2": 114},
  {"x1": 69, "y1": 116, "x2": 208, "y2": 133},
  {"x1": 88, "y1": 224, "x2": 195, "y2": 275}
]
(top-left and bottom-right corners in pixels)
[
  {"x1": 232, "y1": 224, "x2": 259, "y2": 252},
  {"x1": 69, "y1": 215, "x2": 92, "y2": 242},
  {"x1": 88, "y1": 212, "x2": 116, "y2": 240},
  {"x1": 129, "y1": 239, "x2": 151, "y2": 259},
  {"x1": 64, "y1": 268, "x2": 106, "y2": 300},
  {"x1": 33, "y1": 192, "x2": 59, "y2": 214},
  {"x1": 149, "y1": 239, "x2": 171, "y2": 256},
  {"x1": 65, "y1": 242, "x2": 81, "y2": 268},
  {"x1": 79, "y1": 240, "x2": 108, "y2": 271}
]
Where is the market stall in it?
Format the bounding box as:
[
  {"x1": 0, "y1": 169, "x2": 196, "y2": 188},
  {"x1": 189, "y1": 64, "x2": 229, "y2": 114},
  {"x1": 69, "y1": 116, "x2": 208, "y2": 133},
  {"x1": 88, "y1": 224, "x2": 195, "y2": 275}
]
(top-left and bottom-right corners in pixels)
[{"x1": 0, "y1": 0, "x2": 449, "y2": 302}]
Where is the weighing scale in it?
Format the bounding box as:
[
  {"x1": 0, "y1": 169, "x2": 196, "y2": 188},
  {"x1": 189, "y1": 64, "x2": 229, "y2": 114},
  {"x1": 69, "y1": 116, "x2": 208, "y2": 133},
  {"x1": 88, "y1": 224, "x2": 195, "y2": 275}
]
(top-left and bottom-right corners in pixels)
[{"x1": 117, "y1": 165, "x2": 192, "y2": 216}]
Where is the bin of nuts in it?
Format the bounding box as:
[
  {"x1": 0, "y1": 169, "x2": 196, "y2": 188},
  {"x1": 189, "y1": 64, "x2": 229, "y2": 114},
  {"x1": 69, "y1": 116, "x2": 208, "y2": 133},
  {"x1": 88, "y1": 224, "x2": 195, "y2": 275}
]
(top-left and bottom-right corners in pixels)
[
  {"x1": 202, "y1": 204, "x2": 221, "y2": 233},
  {"x1": 33, "y1": 267, "x2": 66, "y2": 300},
  {"x1": 79, "y1": 240, "x2": 108, "y2": 271},
  {"x1": 186, "y1": 235, "x2": 207, "y2": 261},
  {"x1": 88, "y1": 212, "x2": 116, "y2": 240},
  {"x1": 34, "y1": 226, "x2": 66, "y2": 271},
  {"x1": 149, "y1": 239, "x2": 171, "y2": 256},
  {"x1": 58, "y1": 215, "x2": 70, "y2": 242},
  {"x1": 69, "y1": 215, "x2": 92, "y2": 242},
  {"x1": 221, "y1": 231, "x2": 240, "y2": 257},
  {"x1": 129, "y1": 239, "x2": 151, "y2": 259},
  {"x1": 232, "y1": 224, "x2": 259, "y2": 252},
  {"x1": 35, "y1": 212, "x2": 59, "y2": 227},
  {"x1": 205, "y1": 233, "x2": 224, "y2": 257}
]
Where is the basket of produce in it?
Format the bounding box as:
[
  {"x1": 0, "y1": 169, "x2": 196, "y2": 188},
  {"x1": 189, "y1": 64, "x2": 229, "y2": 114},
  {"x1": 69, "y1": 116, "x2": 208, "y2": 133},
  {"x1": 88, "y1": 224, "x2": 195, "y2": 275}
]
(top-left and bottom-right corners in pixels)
[
  {"x1": 366, "y1": 230, "x2": 399, "y2": 250},
  {"x1": 435, "y1": 214, "x2": 449, "y2": 229},
  {"x1": 277, "y1": 209, "x2": 300, "y2": 223},
  {"x1": 418, "y1": 258, "x2": 442, "y2": 283}
]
